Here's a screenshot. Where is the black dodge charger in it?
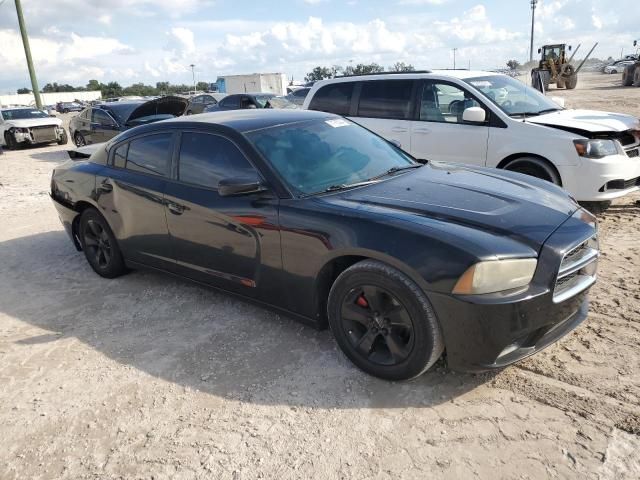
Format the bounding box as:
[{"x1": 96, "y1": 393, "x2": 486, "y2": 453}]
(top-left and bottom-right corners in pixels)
[{"x1": 50, "y1": 110, "x2": 598, "y2": 380}]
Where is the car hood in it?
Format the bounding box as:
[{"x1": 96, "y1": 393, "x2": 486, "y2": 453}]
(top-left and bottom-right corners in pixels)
[
  {"x1": 527, "y1": 109, "x2": 640, "y2": 134},
  {"x1": 126, "y1": 96, "x2": 188, "y2": 122},
  {"x1": 6, "y1": 117, "x2": 62, "y2": 128},
  {"x1": 327, "y1": 163, "x2": 578, "y2": 249}
]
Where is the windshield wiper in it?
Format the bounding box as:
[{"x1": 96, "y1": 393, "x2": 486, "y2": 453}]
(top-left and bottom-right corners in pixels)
[
  {"x1": 510, "y1": 107, "x2": 561, "y2": 118},
  {"x1": 364, "y1": 163, "x2": 423, "y2": 182}
]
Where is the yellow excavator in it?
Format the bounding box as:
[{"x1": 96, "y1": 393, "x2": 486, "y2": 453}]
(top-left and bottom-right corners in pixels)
[
  {"x1": 531, "y1": 43, "x2": 598, "y2": 91},
  {"x1": 622, "y1": 40, "x2": 640, "y2": 87}
]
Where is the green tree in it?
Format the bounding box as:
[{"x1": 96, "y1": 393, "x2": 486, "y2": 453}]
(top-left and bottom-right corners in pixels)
[
  {"x1": 389, "y1": 62, "x2": 415, "y2": 72},
  {"x1": 196, "y1": 81, "x2": 209, "y2": 91},
  {"x1": 506, "y1": 59, "x2": 521, "y2": 70},
  {"x1": 17, "y1": 87, "x2": 31, "y2": 94},
  {"x1": 344, "y1": 63, "x2": 384, "y2": 76},
  {"x1": 102, "y1": 81, "x2": 123, "y2": 98},
  {"x1": 86, "y1": 79, "x2": 101, "y2": 91},
  {"x1": 305, "y1": 66, "x2": 338, "y2": 82}
]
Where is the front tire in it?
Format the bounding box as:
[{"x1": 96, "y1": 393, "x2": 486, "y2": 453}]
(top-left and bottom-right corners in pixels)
[
  {"x1": 504, "y1": 156, "x2": 561, "y2": 185},
  {"x1": 622, "y1": 66, "x2": 634, "y2": 86},
  {"x1": 4, "y1": 131, "x2": 19, "y2": 150},
  {"x1": 634, "y1": 67, "x2": 640, "y2": 87},
  {"x1": 79, "y1": 209, "x2": 127, "y2": 278},
  {"x1": 57, "y1": 129, "x2": 68, "y2": 145},
  {"x1": 327, "y1": 260, "x2": 444, "y2": 381},
  {"x1": 74, "y1": 132, "x2": 86, "y2": 147}
]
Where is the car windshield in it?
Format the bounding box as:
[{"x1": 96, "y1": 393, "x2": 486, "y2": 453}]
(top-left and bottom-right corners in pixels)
[
  {"x1": 254, "y1": 94, "x2": 275, "y2": 108},
  {"x1": 246, "y1": 118, "x2": 416, "y2": 195},
  {"x1": 464, "y1": 75, "x2": 562, "y2": 117},
  {"x1": 1, "y1": 108, "x2": 50, "y2": 120}
]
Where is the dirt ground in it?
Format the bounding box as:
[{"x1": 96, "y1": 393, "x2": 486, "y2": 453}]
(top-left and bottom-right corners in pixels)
[{"x1": 1, "y1": 72, "x2": 639, "y2": 479}]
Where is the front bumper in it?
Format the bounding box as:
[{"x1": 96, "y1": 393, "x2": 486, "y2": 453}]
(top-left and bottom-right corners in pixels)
[
  {"x1": 13, "y1": 126, "x2": 64, "y2": 145},
  {"x1": 559, "y1": 153, "x2": 640, "y2": 201},
  {"x1": 430, "y1": 211, "x2": 597, "y2": 372}
]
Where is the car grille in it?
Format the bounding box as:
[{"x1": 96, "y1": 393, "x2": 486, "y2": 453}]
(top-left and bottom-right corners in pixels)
[
  {"x1": 553, "y1": 235, "x2": 599, "y2": 303},
  {"x1": 31, "y1": 125, "x2": 57, "y2": 143}
]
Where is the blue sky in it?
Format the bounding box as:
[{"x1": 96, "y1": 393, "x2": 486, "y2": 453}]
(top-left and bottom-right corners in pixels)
[{"x1": 0, "y1": 0, "x2": 638, "y2": 92}]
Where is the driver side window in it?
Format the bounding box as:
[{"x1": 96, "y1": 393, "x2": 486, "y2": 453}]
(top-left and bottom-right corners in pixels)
[
  {"x1": 92, "y1": 109, "x2": 115, "y2": 126},
  {"x1": 419, "y1": 82, "x2": 483, "y2": 124}
]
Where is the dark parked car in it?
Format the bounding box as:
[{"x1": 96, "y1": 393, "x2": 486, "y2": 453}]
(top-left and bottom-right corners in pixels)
[
  {"x1": 69, "y1": 96, "x2": 187, "y2": 146},
  {"x1": 204, "y1": 93, "x2": 276, "y2": 112},
  {"x1": 185, "y1": 94, "x2": 219, "y2": 115},
  {"x1": 51, "y1": 110, "x2": 598, "y2": 380},
  {"x1": 284, "y1": 87, "x2": 311, "y2": 106},
  {"x1": 56, "y1": 102, "x2": 84, "y2": 113}
]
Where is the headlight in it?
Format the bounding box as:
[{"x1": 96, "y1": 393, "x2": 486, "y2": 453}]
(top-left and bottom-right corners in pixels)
[
  {"x1": 452, "y1": 258, "x2": 538, "y2": 295},
  {"x1": 15, "y1": 127, "x2": 29, "y2": 133},
  {"x1": 573, "y1": 139, "x2": 622, "y2": 159}
]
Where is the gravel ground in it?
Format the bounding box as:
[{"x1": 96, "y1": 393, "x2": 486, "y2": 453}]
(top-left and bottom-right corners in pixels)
[{"x1": 1, "y1": 73, "x2": 639, "y2": 479}]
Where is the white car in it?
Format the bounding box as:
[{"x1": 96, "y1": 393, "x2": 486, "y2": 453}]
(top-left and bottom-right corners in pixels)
[
  {"x1": 1, "y1": 107, "x2": 68, "y2": 149},
  {"x1": 303, "y1": 71, "x2": 640, "y2": 202},
  {"x1": 604, "y1": 61, "x2": 635, "y2": 74}
]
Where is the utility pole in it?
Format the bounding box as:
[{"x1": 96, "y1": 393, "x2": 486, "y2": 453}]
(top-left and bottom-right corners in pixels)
[
  {"x1": 452, "y1": 48, "x2": 458, "y2": 69},
  {"x1": 190, "y1": 64, "x2": 196, "y2": 93},
  {"x1": 14, "y1": 0, "x2": 42, "y2": 108},
  {"x1": 529, "y1": 0, "x2": 538, "y2": 63}
]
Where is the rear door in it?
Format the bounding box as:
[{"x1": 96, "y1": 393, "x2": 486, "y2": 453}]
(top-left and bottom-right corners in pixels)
[
  {"x1": 409, "y1": 80, "x2": 489, "y2": 164},
  {"x1": 219, "y1": 95, "x2": 240, "y2": 111},
  {"x1": 351, "y1": 79, "x2": 415, "y2": 151},
  {"x1": 96, "y1": 132, "x2": 175, "y2": 270},
  {"x1": 164, "y1": 131, "x2": 281, "y2": 294}
]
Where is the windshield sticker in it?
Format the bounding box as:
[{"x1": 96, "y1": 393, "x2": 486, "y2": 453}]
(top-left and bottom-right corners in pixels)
[
  {"x1": 469, "y1": 81, "x2": 492, "y2": 88},
  {"x1": 325, "y1": 119, "x2": 351, "y2": 128}
]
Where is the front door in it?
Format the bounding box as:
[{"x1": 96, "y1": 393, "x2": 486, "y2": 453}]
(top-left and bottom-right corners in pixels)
[
  {"x1": 409, "y1": 80, "x2": 489, "y2": 165},
  {"x1": 96, "y1": 132, "x2": 175, "y2": 270},
  {"x1": 91, "y1": 109, "x2": 120, "y2": 144},
  {"x1": 164, "y1": 131, "x2": 281, "y2": 295}
]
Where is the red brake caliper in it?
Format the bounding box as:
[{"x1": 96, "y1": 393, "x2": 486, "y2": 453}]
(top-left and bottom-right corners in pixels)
[{"x1": 356, "y1": 294, "x2": 369, "y2": 308}]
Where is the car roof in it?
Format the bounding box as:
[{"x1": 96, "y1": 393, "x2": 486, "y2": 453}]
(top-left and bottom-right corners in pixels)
[
  {"x1": 311, "y1": 70, "x2": 502, "y2": 88},
  {"x1": 164, "y1": 109, "x2": 336, "y2": 133}
]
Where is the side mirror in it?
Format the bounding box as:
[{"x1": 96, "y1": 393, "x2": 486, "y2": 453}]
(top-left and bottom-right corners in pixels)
[
  {"x1": 462, "y1": 107, "x2": 486, "y2": 123},
  {"x1": 537, "y1": 48, "x2": 541, "y2": 54},
  {"x1": 218, "y1": 177, "x2": 268, "y2": 197},
  {"x1": 634, "y1": 40, "x2": 638, "y2": 47},
  {"x1": 569, "y1": 45, "x2": 572, "y2": 51}
]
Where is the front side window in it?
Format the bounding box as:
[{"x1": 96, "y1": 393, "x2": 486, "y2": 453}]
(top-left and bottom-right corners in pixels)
[
  {"x1": 464, "y1": 75, "x2": 562, "y2": 117},
  {"x1": 203, "y1": 95, "x2": 216, "y2": 105},
  {"x1": 125, "y1": 133, "x2": 172, "y2": 176},
  {"x1": 246, "y1": 118, "x2": 414, "y2": 195},
  {"x1": 308, "y1": 83, "x2": 354, "y2": 116},
  {"x1": 358, "y1": 80, "x2": 414, "y2": 120},
  {"x1": 419, "y1": 82, "x2": 482, "y2": 124},
  {"x1": 178, "y1": 132, "x2": 256, "y2": 188}
]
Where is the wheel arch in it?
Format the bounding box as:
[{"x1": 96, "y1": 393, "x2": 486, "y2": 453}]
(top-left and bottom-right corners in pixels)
[
  {"x1": 313, "y1": 250, "x2": 433, "y2": 329},
  {"x1": 497, "y1": 153, "x2": 563, "y2": 186}
]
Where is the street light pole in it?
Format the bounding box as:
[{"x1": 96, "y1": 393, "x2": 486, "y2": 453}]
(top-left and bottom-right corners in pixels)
[
  {"x1": 14, "y1": 0, "x2": 42, "y2": 108},
  {"x1": 190, "y1": 64, "x2": 196, "y2": 93},
  {"x1": 452, "y1": 48, "x2": 458, "y2": 69},
  {"x1": 529, "y1": 0, "x2": 538, "y2": 63}
]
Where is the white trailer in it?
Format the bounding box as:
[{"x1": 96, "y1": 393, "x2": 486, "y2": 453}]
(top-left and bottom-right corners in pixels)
[{"x1": 216, "y1": 73, "x2": 288, "y2": 96}]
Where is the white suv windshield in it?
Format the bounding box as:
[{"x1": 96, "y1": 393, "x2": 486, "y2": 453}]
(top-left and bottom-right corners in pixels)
[
  {"x1": 464, "y1": 75, "x2": 562, "y2": 117},
  {"x1": 1, "y1": 109, "x2": 50, "y2": 120}
]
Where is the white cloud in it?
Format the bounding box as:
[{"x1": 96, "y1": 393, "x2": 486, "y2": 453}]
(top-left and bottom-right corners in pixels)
[
  {"x1": 592, "y1": 14, "x2": 603, "y2": 29},
  {"x1": 433, "y1": 5, "x2": 521, "y2": 44},
  {"x1": 98, "y1": 15, "x2": 112, "y2": 26},
  {"x1": 168, "y1": 27, "x2": 196, "y2": 54}
]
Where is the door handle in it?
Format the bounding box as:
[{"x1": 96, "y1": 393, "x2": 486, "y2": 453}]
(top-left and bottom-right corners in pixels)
[
  {"x1": 414, "y1": 128, "x2": 431, "y2": 134},
  {"x1": 167, "y1": 202, "x2": 185, "y2": 215},
  {"x1": 97, "y1": 182, "x2": 112, "y2": 193},
  {"x1": 391, "y1": 127, "x2": 408, "y2": 133}
]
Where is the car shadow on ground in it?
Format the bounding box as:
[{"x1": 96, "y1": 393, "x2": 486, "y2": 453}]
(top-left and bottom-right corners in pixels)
[
  {"x1": 26, "y1": 149, "x2": 72, "y2": 163},
  {"x1": 0, "y1": 230, "x2": 495, "y2": 409}
]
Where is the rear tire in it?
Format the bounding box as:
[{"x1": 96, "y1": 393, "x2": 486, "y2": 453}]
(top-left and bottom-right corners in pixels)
[
  {"x1": 622, "y1": 66, "x2": 635, "y2": 86},
  {"x1": 565, "y1": 73, "x2": 578, "y2": 89},
  {"x1": 79, "y1": 209, "x2": 127, "y2": 278},
  {"x1": 327, "y1": 260, "x2": 444, "y2": 381},
  {"x1": 634, "y1": 67, "x2": 640, "y2": 87},
  {"x1": 503, "y1": 156, "x2": 561, "y2": 185}
]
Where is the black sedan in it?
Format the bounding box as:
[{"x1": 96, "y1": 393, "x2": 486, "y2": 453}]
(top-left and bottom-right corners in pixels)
[
  {"x1": 204, "y1": 93, "x2": 275, "y2": 112},
  {"x1": 69, "y1": 96, "x2": 187, "y2": 146},
  {"x1": 50, "y1": 110, "x2": 598, "y2": 380}
]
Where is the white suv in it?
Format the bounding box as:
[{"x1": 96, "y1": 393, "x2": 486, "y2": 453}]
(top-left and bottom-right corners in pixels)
[{"x1": 303, "y1": 71, "x2": 640, "y2": 202}]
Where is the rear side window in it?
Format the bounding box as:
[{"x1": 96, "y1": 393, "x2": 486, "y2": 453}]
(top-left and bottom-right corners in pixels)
[
  {"x1": 308, "y1": 82, "x2": 354, "y2": 115},
  {"x1": 178, "y1": 132, "x2": 255, "y2": 189},
  {"x1": 113, "y1": 143, "x2": 127, "y2": 168},
  {"x1": 125, "y1": 133, "x2": 172, "y2": 176},
  {"x1": 358, "y1": 80, "x2": 414, "y2": 120},
  {"x1": 220, "y1": 96, "x2": 240, "y2": 108}
]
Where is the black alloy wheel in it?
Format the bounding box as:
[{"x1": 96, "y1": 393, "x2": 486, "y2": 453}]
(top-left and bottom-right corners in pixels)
[
  {"x1": 74, "y1": 133, "x2": 86, "y2": 147},
  {"x1": 79, "y1": 209, "x2": 126, "y2": 278},
  {"x1": 327, "y1": 260, "x2": 444, "y2": 380},
  {"x1": 340, "y1": 285, "x2": 414, "y2": 366}
]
